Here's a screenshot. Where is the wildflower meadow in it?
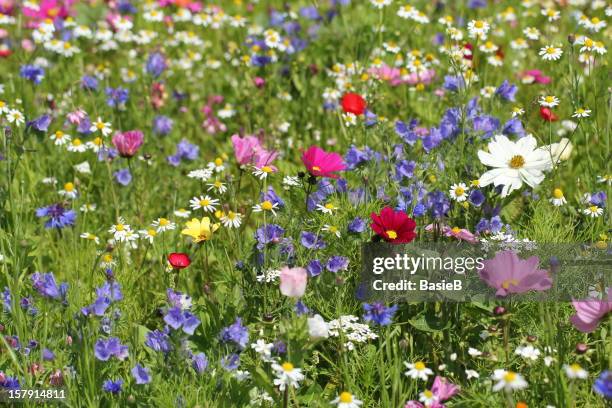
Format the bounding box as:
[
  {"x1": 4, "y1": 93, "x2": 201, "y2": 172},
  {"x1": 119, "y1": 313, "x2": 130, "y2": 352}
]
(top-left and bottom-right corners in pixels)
[{"x1": 0, "y1": 0, "x2": 611, "y2": 407}]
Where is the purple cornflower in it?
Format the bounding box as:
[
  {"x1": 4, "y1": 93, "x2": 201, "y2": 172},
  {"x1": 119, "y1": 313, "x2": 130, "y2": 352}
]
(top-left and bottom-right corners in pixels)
[
  {"x1": 0, "y1": 374, "x2": 20, "y2": 390},
  {"x1": 146, "y1": 52, "x2": 167, "y2": 78},
  {"x1": 395, "y1": 160, "x2": 416, "y2": 181},
  {"x1": 81, "y1": 75, "x2": 99, "y2": 91},
  {"x1": 363, "y1": 303, "x2": 398, "y2": 326},
  {"x1": 306, "y1": 259, "x2": 323, "y2": 277},
  {"x1": 113, "y1": 168, "x2": 132, "y2": 186},
  {"x1": 326, "y1": 256, "x2": 349, "y2": 273},
  {"x1": 20, "y1": 64, "x2": 45, "y2": 84},
  {"x1": 145, "y1": 329, "x2": 172, "y2": 353},
  {"x1": 468, "y1": 189, "x2": 485, "y2": 207},
  {"x1": 152, "y1": 115, "x2": 173, "y2": 136},
  {"x1": 220, "y1": 353, "x2": 240, "y2": 371},
  {"x1": 593, "y1": 370, "x2": 612, "y2": 399},
  {"x1": 94, "y1": 337, "x2": 129, "y2": 361},
  {"x1": 424, "y1": 191, "x2": 450, "y2": 218},
  {"x1": 167, "y1": 139, "x2": 199, "y2": 166},
  {"x1": 191, "y1": 352, "x2": 208, "y2": 374},
  {"x1": 443, "y1": 75, "x2": 465, "y2": 92},
  {"x1": 255, "y1": 224, "x2": 285, "y2": 250},
  {"x1": 472, "y1": 115, "x2": 500, "y2": 138},
  {"x1": 163, "y1": 307, "x2": 200, "y2": 335},
  {"x1": 42, "y1": 348, "x2": 55, "y2": 361},
  {"x1": 300, "y1": 231, "x2": 326, "y2": 250},
  {"x1": 295, "y1": 300, "x2": 309, "y2": 316},
  {"x1": 220, "y1": 318, "x2": 249, "y2": 349},
  {"x1": 26, "y1": 114, "x2": 51, "y2": 132},
  {"x1": 502, "y1": 118, "x2": 525, "y2": 137},
  {"x1": 2, "y1": 287, "x2": 10, "y2": 312},
  {"x1": 495, "y1": 80, "x2": 518, "y2": 102},
  {"x1": 131, "y1": 364, "x2": 151, "y2": 385},
  {"x1": 35, "y1": 204, "x2": 76, "y2": 229},
  {"x1": 102, "y1": 379, "x2": 123, "y2": 394},
  {"x1": 348, "y1": 217, "x2": 366, "y2": 233},
  {"x1": 31, "y1": 272, "x2": 68, "y2": 300},
  {"x1": 261, "y1": 186, "x2": 285, "y2": 207}
]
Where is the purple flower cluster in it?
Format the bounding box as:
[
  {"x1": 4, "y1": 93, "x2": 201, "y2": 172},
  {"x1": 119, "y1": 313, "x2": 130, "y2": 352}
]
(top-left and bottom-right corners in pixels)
[
  {"x1": 220, "y1": 318, "x2": 249, "y2": 350},
  {"x1": 167, "y1": 139, "x2": 199, "y2": 166},
  {"x1": 94, "y1": 337, "x2": 129, "y2": 361}
]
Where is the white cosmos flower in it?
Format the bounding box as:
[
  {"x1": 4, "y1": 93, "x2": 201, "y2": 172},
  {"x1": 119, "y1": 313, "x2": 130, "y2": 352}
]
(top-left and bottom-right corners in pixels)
[{"x1": 478, "y1": 134, "x2": 553, "y2": 197}]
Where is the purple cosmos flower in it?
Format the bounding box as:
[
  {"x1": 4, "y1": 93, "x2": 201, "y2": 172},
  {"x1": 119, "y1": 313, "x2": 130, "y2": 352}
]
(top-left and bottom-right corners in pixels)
[
  {"x1": 145, "y1": 329, "x2": 172, "y2": 353},
  {"x1": 363, "y1": 303, "x2": 398, "y2": 326},
  {"x1": 326, "y1": 256, "x2": 349, "y2": 273},
  {"x1": 35, "y1": 204, "x2": 76, "y2": 229},
  {"x1": 348, "y1": 217, "x2": 366, "y2": 233},
  {"x1": 31, "y1": 272, "x2": 68, "y2": 300},
  {"x1": 163, "y1": 307, "x2": 200, "y2": 335},
  {"x1": 113, "y1": 168, "x2": 132, "y2": 186},
  {"x1": 479, "y1": 250, "x2": 552, "y2": 297},
  {"x1": 191, "y1": 352, "x2": 208, "y2": 374},
  {"x1": 20, "y1": 64, "x2": 45, "y2": 84},
  {"x1": 102, "y1": 379, "x2": 123, "y2": 394},
  {"x1": 146, "y1": 52, "x2": 167, "y2": 78},
  {"x1": 593, "y1": 370, "x2": 612, "y2": 399},
  {"x1": 131, "y1": 364, "x2": 151, "y2": 385},
  {"x1": 153, "y1": 115, "x2": 173, "y2": 136},
  {"x1": 220, "y1": 318, "x2": 249, "y2": 349},
  {"x1": 300, "y1": 231, "x2": 326, "y2": 250},
  {"x1": 94, "y1": 337, "x2": 129, "y2": 361},
  {"x1": 306, "y1": 259, "x2": 323, "y2": 277},
  {"x1": 495, "y1": 80, "x2": 518, "y2": 102}
]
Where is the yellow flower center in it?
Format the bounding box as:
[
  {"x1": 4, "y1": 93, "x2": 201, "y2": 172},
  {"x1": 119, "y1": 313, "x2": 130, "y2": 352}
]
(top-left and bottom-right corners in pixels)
[
  {"x1": 261, "y1": 166, "x2": 273, "y2": 173},
  {"x1": 55, "y1": 130, "x2": 64, "y2": 138},
  {"x1": 423, "y1": 390, "x2": 433, "y2": 398},
  {"x1": 159, "y1": 218, "x2": 169, "y2": 226},
  {"x1": 64, "y1": 182, "x2": 74, "y2": 192},
  {"x1": 147, "y1": 229, "x2": 157, "y2": 236},
  {"x1": 451, "y1": 227, "x2": 461, "y2": 234},
  {"x1": 261, "y1": 201, "x2": 273, "y2": 210},
  {"x1": 96, "y1": 122, "x2": 105, "y2": 129},
  {"x1": 102, "y1": 254, "x2": 113, "y2": 262},
  {"x1": 386, "y1": 230, "x2": 398, "y2": 240},
  {"x1": 502, "y1": 279, "x2": 519, "y2": 289},
  {"x1": 455, "y1": 187, "x2": 465, "y2": 196},
  {"x1": 504, "y1": 371, "x2": 517, "y2": 382},
  {"x1": 214, "y1": 181, "x2": 222, "y2": 188},
  {"x1": 328, "y1": 226, "x2": 338, "y2": 233},
  {"x1": 553, "y1": 188, "x2": 563, "y2": 199},
  {"x1": 214, "y1": 158, "x2": 223, "y2": 166},
  {"x1": 591, "y1": 17, "x2": 600, "y2": 24},
  {"x1": 546, "y1": 47, "x2": 556, "y2": 54},
  {"x1": 72, "y1": 139, "x2": 82, "y2": 146},
  {"x1": 545, "y1": 96, "x2": 554, "y2": 103},
  {"x1": 474, "y1": 21, "x2": 484, "y2": 29},
  {"x1": 116, "y1": 224, "x2": 125, "y2": 231},
  {"x1": 339, "y1": 392, "x2": 353, "y2": 403},
  {"x1": 282, "y1": 362, "x2": 294, "y2": 372},
  {"x1": 509, "y1": 155, "x2": 526, "y2": 169},
  {"x1": 93, "y1": 137, "x2": 103, "y2": 146},
  {"x1": 227, "y1": 212, "x2": 236, "y2": 220},
  {"x1": 312, "y1": 166, "x2": 321, "y2": 172},
  {"x1": 325, "y1": 203, "x2": 334, "y2": 210},
  {"x1": 200, "y1": 199, "x2": 210, "y2": 206},
  {"x1": 589, "y1": 205, "x2": 598, "y2": 213},
  {"x1": 414, "y1": 361, "x2": 426, "y2": 370},
  {"x1": 570, "y1": 363, "x2": 582, "y2": 372},
  {"x1": 584, "y1": 38, "x2": 594, "y2": 47}
]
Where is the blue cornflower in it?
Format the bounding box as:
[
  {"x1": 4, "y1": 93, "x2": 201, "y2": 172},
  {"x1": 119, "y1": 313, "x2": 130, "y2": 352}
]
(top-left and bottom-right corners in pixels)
[
  {"x1": 35, "y1": 204, "x2": 76, "y2": 229},
  {"x1": 191, "y1": 352, "x2": 208, "y2": 374},
  {"x1": 42, "y1": 348, "x2": 55, "y2": 361},
  {"x1": 300, "y1": 231, "x2": 326, "y2": 250},
  {"x1": 295, "y1": 300, "x2": 309, "y2": 316},
  {"x1": 105, "y1": 87, "x2": 129, "y2": 108},
  {"x1": 261, "y1": 186, "x2": 285, "y2": 207},
  {"x1": 395, "y1": 160, "x2": 416, "y2": 181},
  {"x1": 306, "y1": 259, "x2": 323, "y2": 277},
  {"x1": 2, "y1": 287, "x2": 11, "y2": 312},
  {"x1": 348, "y1": 217, "x2": 366, "y2": 233},
  {"x1": 163, "y1": 307, "x2": 200, "y2": 335},
  {"x1": 113, "y1": 168, "x2": 132, "y2": 186},
  {"x1": 145, "y1": 329, "x2": 172, "y2": 353},
  {"x1": 468, "y1": 189, "x2": 485, "y2": 207},
  {"x1": 443, "y1": 75, "x2": 465, "y2": 92},
  {"x1": 20, "y1": 64, "x2": 45, "y2": 84},
  {"x1": 102, "y1": 379, "x2": 123, "y2": 394},
  {"x1": 472, "y1": 115, "x2": 500, "y2": 138},
  {"x1": 131, "y1": 364, "x2": 151, "y2": 385},
  {"x1": 502, "y1": 118, "x2": 525, "y2": 137},
  {"x1": 363, "y1": 303, "x2": 398, "y2": 326},
  {"x1": 81, "y1": 75, "x2": 99, "y2": 91},
  {"x1": 255, "y1": 224, "x2": 285, "y2": 250},
  {"x1": 424, "y1": 191, "x2": 450, "y2": 218},
  {"x1": 221, "y1": 353, "x2": 240, "y2": 371},
  {"x1": 220, "y1": 318, "x2": 249, "y2": 349},
  {"x1": 152, "y1": 115, "x2": 173, "y2": 135},
  {"x1": 167, "y1": 139, "x2": 199, "y2": 166},
  {"x1": 0, "y1": 375, "x2": 20, "y2": 390},
  {"x1": 395, "y1": 119, "x2": 419, "y2": 145},
  {"x1": 26, "y1": 114, "x2": 51, "y2": 132},
  {"x1": 31, "y1": 272, "x2": 68, "y2": 300},
  {"x1": 593, "y1": 370, "x2": 612, "y2": 399}
]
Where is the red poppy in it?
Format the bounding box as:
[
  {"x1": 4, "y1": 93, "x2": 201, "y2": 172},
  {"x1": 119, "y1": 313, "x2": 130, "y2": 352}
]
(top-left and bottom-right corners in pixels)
[
  {"x1": 341, "y1": 92, "x2": 366, "y2": 115},
  {"x1": 0, "y1": 47, "x2": 11, "y2": 58},
  {"x1": 301, "y1": 146, "x2": 346, "y2": 179},
  {"x1": 168, "y1": 253, "x2": 191, "y2": 269},
  {"x1": 539, "y1": 107, "x2": 558, "y2": 122},
  {"x1": 370, "y1": 207, "x2": 417, "y2": 244}
]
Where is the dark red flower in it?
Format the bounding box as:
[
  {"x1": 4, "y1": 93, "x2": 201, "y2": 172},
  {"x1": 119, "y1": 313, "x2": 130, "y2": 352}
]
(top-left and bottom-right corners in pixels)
[
  {"x1": 370, "y1": 207, "x2": 417, "y2": 244},
  {"x1": 341, "y1": 92, "x2": 366, "y2": 115},
  {"x1": 539, "y1": 107, "x2": 558, "y2": 122},
  {"x1": 462, "y1": 43, "x2": 474, "y2": 60},
  {"x1": 301, "y1": 146, "x2": 346, "y2": 179},
  {"x1": 168, "y1": 253, "x2": 191, "y2": 269}
]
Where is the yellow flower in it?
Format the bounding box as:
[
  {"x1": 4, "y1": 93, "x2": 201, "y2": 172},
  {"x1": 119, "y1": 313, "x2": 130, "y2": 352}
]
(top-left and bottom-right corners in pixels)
[{"x1": 181, "y1": 217, "x2": 219, "y2": 243}]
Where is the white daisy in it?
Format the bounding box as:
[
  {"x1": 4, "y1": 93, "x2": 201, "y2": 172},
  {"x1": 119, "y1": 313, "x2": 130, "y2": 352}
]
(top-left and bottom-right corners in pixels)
[
  {"x1": 404, "y1": 361, "x2": 434, "y2": 381},
  {"x1": 272, "y1": 362, "x2": 304, "y2": 391},
  {"x1": 549, "y1": 188, "x2": 567, "y2": 206},
  {"x1": 50, "y1": 130, "x2": 71, "y2": 145},
  {"x1": 539, "y1": 95, "x2": 560, "y2": 107},
  {"x1": 564, "y1": 363, "x2": 588, "y2": 380},
  {"x1": 187, "y1": 168, "x2": 213, "y2": 181},
  {"x1": 189, "y1": 195, "x2": 219, "y2": 212},
  {"x1": 58, "y1": 182, "x2": 78, "y2": 199},
  {"x1": 252, "y1": 200, "x2": 279, "y2": 216},
  {"x1": 109, "y1": 218, "x2": 133, "y2": 242},
  {"x1": 152, "y1": 217, "x2": 176, "y2": 233},
  {"x1": 220, "y1": 211, "x2": 242, "y2": 228},
  {"x1": 207, "y1": 180, "x2": 228, "y2": 194},
  {"x1": 6, "y1": 109, "x2": 24, "y2": 126},
  {"x1": 252, "y1": 165, "x2": 276, "y2": 180},
  {"x1": 491, "y1": 369, "x2": 528, "y2": 392},
  {"x1": 467, "y1": 20, "x2": 490, "y2": 39},
  {"x1": 139, "y1": 228, "x2": 157, "y2": 244},
  {"x1": 67, "y1": 138, "x2": 87, "y2": 152},
  {"x1": 174, "y1": 208, "x2": 191, "y2": 218},
  {"x1": 89, "y1": 117, "x2": 112, "y2": 137},
  {"x1": 80, "y1": 232, "x2": 100, "y2": 244},
  {"x1": 539, "y1": 45, "x2": 563, "y2": 61},
  {"x1": 572, "y1": 108, "x2": 591, "y2": 118},
  {"x1": 331, "y1": 391, "x2": 363, "y2": 408},
  {"x1": 322, "y1": 225, "x2": 341, "y2": 238},
  {"x1": 449, "y1": 183, "x2": 469, "y2": 202},
  {"x1": 583, "y1": 205, "x2": 603, "y2": 217}
]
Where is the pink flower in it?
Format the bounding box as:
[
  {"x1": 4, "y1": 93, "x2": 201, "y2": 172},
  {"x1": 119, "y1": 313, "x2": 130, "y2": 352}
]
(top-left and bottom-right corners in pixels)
[
  {"x1": 301, "y1": 146, "x2": 346, "y2": 179},
  {"x1": 431, "y1": 376, "x2": 460, "y2": 401},
  {"x1": 22, "y1": 0, "x2": 72, "y2": 21},
  {"x1": 279, "y1": 266, "x2": 307, "y2": 298},
  {"x1": 478, "y1": 250, "x2": 552, "y2": 297},
  {"x1": 369, "y1": 64, "x2": 436, "y2": 86},
  {"x1": 112, "y1": 130, "x2": 144, "y2": 158},
  {"x1": 519, "y1": 69, "x2": 551, "y2": 85},
  {"x1": 570, "y1": 289, "x2": 612, "y2": 333},
  {"x1": 66, "y1": 109, "x2": 86, "y2": 125},
  {"x1": 425, "y1": 224, "x2": 478, "y2": 243},
  {"x1": 231, "y1": 134, "x2": 278, "y2": 168},
  {"x1": 253, "y1": 76, "x2": 266, "y2": 88}
]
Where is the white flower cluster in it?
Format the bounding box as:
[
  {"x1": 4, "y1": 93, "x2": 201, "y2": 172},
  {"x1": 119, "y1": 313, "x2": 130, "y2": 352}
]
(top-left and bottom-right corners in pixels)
[
  {"x1": 256, "y1": 269, "x2": 281, "y2": 283},
  {"x1": 327, "y1": 315, "x2": 378, "y2": 350}
]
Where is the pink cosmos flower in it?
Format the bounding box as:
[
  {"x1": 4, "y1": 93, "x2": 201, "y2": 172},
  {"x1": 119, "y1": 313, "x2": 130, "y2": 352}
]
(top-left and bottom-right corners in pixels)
[
  {"x1": 301, "y1": 146, "x2": 346, "y2": 179},
  {"x1": 22, "y1": 0, "x2": 73, "y2": 21},
  {"x1": 369, "y1": 64, "x2": 436, "y2": 86},
  {"x1": 112, "y1": 130, "x2": 144, "y2": 158},
  {"x1": 279, "y1": 266, "x2": 307, "y2": 298},
  {"x1": 570, "y1": 288, "x2": 612, "y2": 333},
  {"x1": 66, "y1": 109, "x2": 86, "y2": 125},
  {"x1": 478, "y1": 250, "x2": 552, "y2": 297},
  {"x1": 404, "y1": 376, "x2": 459, "y2": 408},
  {"x1": 518, "y1": 69, "x2": 551, "y2": 85},
  {"x1": 425, "y1": 224, "x2": 478, "y2": 244},
  {"x1": 231, "y1": 134, "x2": 278, "y2": 169}
]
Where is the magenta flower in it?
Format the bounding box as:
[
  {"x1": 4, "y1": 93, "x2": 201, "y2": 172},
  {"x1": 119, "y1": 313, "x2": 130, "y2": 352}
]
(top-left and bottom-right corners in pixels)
[
  {"x1": 301, "y1": 146, "x2": 346, "y2": 179},
  {"x1": 279, "y1": 266, "x2": 307, "y2": 298},
  {"x1": 570, "y1": 289, "x2": 612, "y2": 333},
  {"x1": 403, "y1": 376, "x2": 459, "y2": 408},
  {"x1": 112, "y1": 130, "x2": 144, "y2": 158},
  {"x1": 230, "y1": 134, "x2": 277, "y2": 168},
  {"x1": 425, "y1": 224, "x2": 478, "y2": 244},
  {"x1": 518, "y1": 69, "x2": 551, "y2": 85},
  {"x1": 478, "y1": 250, "x2": 552, "y2": 297}
]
